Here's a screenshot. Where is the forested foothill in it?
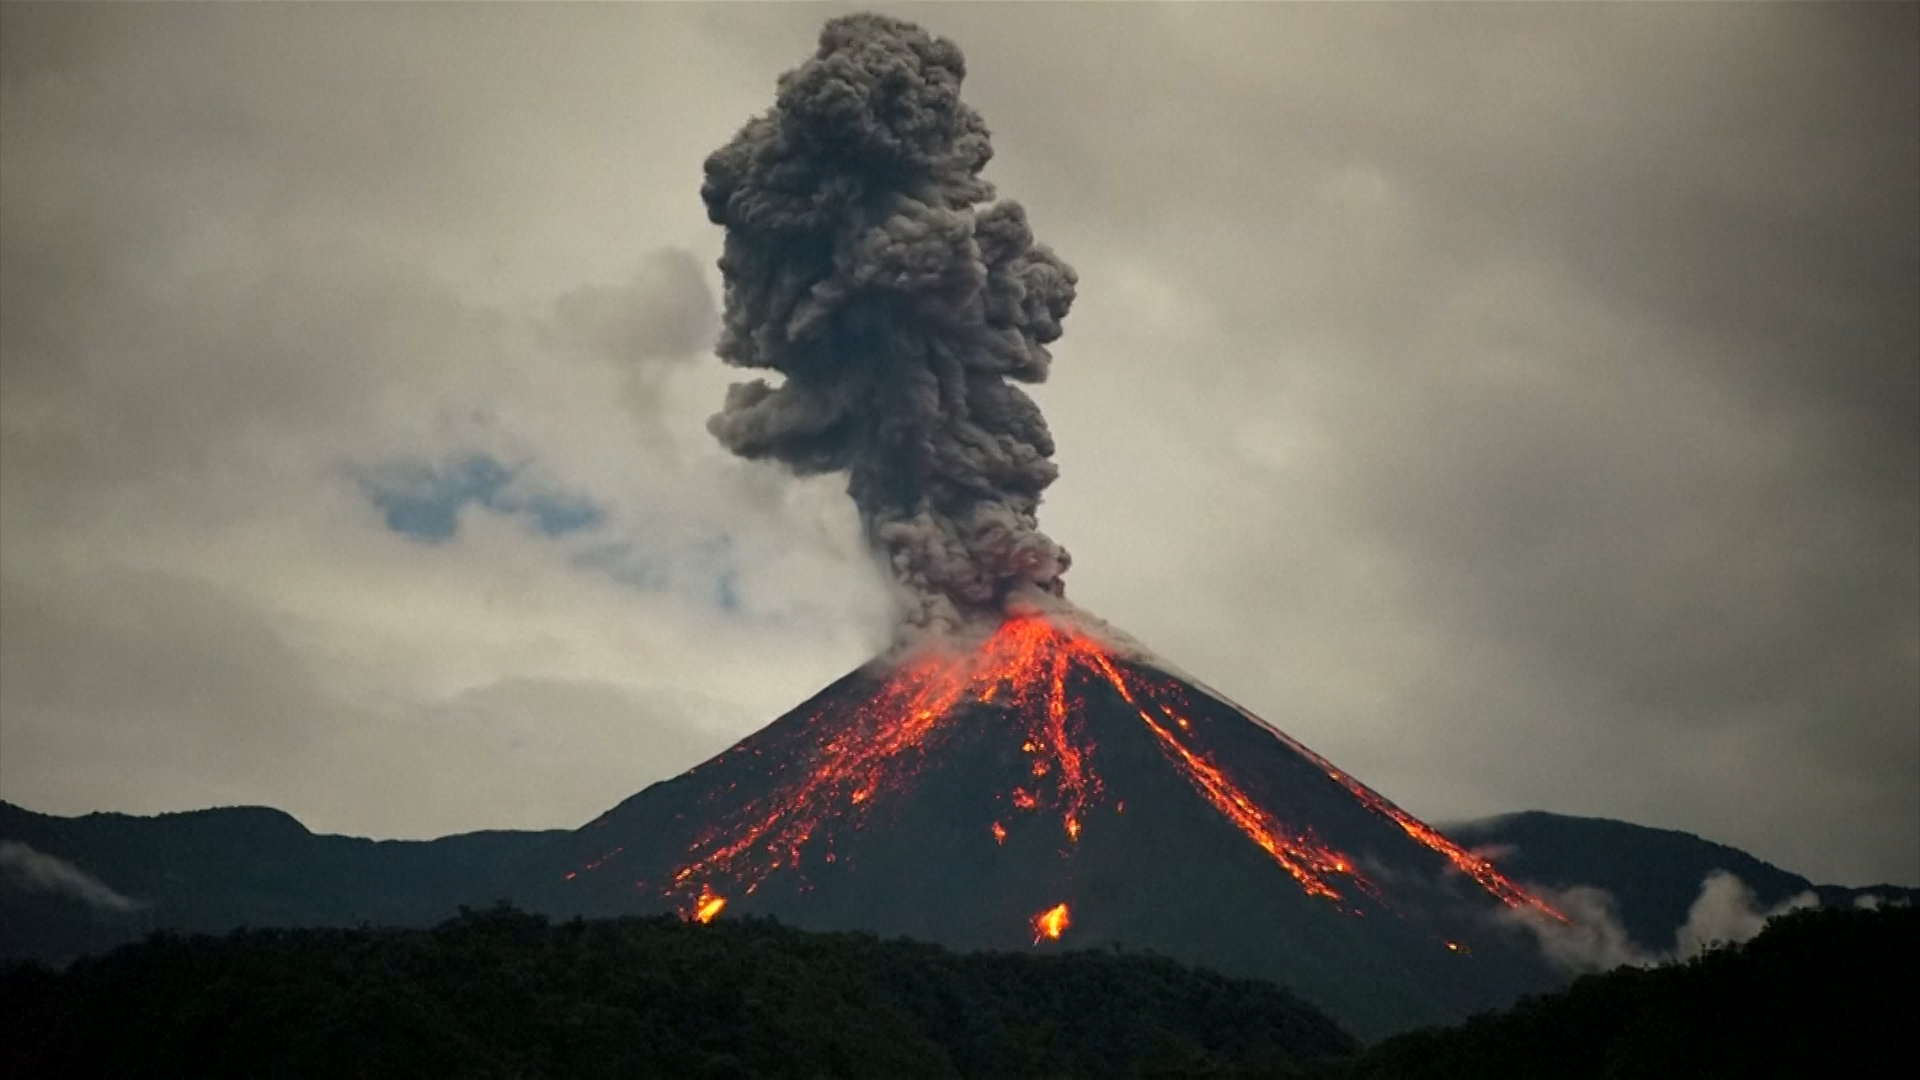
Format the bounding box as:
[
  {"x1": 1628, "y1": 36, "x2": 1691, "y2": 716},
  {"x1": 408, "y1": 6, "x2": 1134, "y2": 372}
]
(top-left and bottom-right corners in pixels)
[
  {"x1": 2, "y1": 903, "x2": 1910, "y2": 1078},
  {"x1": 0, "y1": 904, "x2": 1354, "y2": 1078}
]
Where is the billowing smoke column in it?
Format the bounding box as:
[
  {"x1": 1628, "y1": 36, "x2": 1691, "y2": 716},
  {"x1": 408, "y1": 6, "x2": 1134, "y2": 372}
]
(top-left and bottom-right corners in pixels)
[{"x1": 702, "y1": 13, "x2": 1078, "y2": 634}]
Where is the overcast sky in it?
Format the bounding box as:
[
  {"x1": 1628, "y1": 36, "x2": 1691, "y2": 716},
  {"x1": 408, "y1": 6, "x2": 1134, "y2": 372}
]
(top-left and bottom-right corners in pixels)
[{"x1": 1, "y1": 3, "x2": 1913, "y2": 887}]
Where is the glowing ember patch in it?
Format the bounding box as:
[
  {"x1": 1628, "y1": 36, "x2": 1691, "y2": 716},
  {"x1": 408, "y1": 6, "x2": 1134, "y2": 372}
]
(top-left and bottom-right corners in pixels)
[
  {"x1": 688, "y1": 886, "x2": 726, "y2": 924},
  {"x1": 1032, "y1": 902, "x2": 1071, "y2": 943},
  {"x1": 991, "y1": 821, "x2": 1008, "y2": 845}
]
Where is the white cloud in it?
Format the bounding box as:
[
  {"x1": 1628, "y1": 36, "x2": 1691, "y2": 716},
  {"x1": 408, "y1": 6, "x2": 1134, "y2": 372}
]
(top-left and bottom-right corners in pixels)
[
  {"x1": 1674, "y1": 871, "x2": 1817, "y2": 960},
  {"x1": 1510, "y1": 885, "x2": 1659, "y2": 974}
]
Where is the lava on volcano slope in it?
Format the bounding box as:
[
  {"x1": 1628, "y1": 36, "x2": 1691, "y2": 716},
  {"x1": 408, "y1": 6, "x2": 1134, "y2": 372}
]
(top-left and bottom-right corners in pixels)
[{"x1": 624, "y1": 612, "x2": 1560, "y2": 925}]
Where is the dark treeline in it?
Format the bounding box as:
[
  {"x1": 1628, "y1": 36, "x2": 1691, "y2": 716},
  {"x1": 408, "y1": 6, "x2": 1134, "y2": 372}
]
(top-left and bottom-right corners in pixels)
[
  {"x1": 1319, "y1": 904, "x2": 1917, "y2": 1079},
  {"x1": 0, "y1": 904, "x2": 1353, "y2": 1079},
  {"x1": 3, "y1": 904, "x2": 1911, "y2": 1078}
]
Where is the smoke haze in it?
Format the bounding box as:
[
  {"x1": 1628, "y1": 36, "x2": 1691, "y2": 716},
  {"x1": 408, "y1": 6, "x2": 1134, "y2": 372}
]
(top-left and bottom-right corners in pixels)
[
  {"x1": 1514, "y1": 870, "x2": 1818, "y2": 973},
  {"x1": 0, "y1": 841, "x2": 139, "y2": 913},
  {"x1": 703, "y1": 14, "x2": 1077, "y2": 634}
]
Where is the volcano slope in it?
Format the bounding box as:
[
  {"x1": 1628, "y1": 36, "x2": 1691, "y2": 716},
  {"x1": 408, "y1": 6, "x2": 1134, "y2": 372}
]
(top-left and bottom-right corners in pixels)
[{"x1": 529, "y1": 614, "x2": 1563, "y2": 1038}]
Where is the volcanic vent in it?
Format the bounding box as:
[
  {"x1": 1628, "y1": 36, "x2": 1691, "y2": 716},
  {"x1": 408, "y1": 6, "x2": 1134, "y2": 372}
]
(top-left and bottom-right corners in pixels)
[{"x1": 537, "y1": 15, "x2": 1564, "y2": 1036}]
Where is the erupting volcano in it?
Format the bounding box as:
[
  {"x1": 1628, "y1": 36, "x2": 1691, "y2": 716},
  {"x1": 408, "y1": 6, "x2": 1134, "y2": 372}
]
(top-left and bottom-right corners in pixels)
[
  {"x1": 652, "y1": 613, "x2": 1559, "y2": 927},
  {"x1": 533, "y1": 14, "x2": 1568, "y2": 1037},
  {"x1": 545, "y1": 605, "x2": 1566, "y2": 1034}
]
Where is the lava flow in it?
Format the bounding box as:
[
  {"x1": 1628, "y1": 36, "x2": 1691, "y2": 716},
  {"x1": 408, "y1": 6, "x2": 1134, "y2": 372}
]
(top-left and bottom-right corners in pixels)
[{"x1": 641, "y1": 612, "x2": 1561, "y2": 925}]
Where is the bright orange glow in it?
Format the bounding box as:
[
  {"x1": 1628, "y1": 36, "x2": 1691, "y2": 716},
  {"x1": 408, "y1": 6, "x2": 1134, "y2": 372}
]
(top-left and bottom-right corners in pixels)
[
  {"x1": 1032, "y1": 902, "x2": 1071, "y2": 943},
  {"x1": 688, "y1": 886, "x2": 726, "y2": 924},
  {"x1": 649, "y1": 613, "x2": 1560, "y2": 923}
]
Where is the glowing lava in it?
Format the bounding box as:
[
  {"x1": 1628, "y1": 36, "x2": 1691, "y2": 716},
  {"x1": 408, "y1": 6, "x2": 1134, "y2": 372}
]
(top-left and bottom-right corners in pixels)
[
  {"x1": 687, "y1": 886, "x2": 727, "y2": 924},
  {"x1": 1190, "y1": 681, "x2": 1570, "y2": 923},
  {"x1": 623, "y1": 613, "x2": 1559, "y2": 924},
  {"x1": 1032, "y1": 902, "x2": 1071, "y2": 943}
]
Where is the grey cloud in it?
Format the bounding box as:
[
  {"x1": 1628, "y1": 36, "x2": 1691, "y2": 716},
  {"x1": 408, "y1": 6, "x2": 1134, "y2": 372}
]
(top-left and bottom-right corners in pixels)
[
  {"x1": 890, "y1": 2, "x2": 1916, "y2": 884},
  {"x1": 437, "y1": 676, "x2": 748, "y2": 816},
  {"x1": 0, "y1": 2, "x2": 890, "y2": 840},
  {"x1": 0, "y1": 841, "x2": 140, "y2": 913},
  {"x1": 0, "y1": 2, "x2": 1911, "y2": 886},
  {"x1": 0, "y1": 568, "x2": 343, "y2": 818},
  {"x1": 542, "y1": 248, "x2": 720, "y2": 429},
  {"x1": 546, "y1": 248, "x2": 717, "y2": 365}
]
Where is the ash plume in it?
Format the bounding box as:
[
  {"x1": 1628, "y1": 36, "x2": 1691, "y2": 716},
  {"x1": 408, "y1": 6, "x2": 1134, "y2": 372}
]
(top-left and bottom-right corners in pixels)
[{"x1": 702, "y1": 13, "x2": 1077, "y2": 635}]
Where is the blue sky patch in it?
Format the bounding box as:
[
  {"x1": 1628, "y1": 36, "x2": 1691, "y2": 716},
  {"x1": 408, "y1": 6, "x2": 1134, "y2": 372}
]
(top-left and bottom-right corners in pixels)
[
  {"x1": 359, "y1": 454, "x2": 604, "y2": 544},
  {"x1": 359, "y1": 454, "x2": 743, "y2": 614}
]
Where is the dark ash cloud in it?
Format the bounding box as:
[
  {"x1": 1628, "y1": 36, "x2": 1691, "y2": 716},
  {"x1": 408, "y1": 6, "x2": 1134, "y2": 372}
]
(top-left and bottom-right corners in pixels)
[{"x1": 701, "y1": 13, "x2": 1078, "y2": 634}]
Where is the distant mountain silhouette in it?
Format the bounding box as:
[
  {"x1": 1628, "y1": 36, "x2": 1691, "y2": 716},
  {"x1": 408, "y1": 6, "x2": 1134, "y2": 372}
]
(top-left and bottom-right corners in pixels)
[
  {"x1": 7, "y1": 800, "x2": 1910, "y2": 1039},
  {"x1": 0, "y1": 800, "x2": 562, "y2": 964},
  {"x1": 1443, "y1": 810, "x2": 1916, "y2": 953}
]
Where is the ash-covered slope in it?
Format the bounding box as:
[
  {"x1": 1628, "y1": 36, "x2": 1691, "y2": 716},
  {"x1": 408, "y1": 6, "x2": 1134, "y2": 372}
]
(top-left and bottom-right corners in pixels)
[{"x1": 528, "y1": 615, "x2": 1561, "y2": 1038}]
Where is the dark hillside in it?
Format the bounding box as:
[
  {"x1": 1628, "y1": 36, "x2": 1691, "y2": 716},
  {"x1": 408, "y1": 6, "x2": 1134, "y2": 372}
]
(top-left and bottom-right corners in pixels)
[
  {"x1": 1321, "y1": 905, "x2": 1918, "y2": 1079},
  {"x1": 0, "y1": 801, "x2": 564, "y2": 962},
  {"x1": 1444, "y1": 811, "x2": 1916, "y2": 951}
]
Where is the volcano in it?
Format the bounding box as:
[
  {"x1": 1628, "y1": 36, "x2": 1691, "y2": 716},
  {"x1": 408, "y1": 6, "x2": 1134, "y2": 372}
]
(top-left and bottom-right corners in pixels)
[
  {"x1": 524, "y1": 14, "x2": 1570, "y2": 1038},
  {"x1": 532, "y1": 610, "x2": 1564, "y2": 1037}
]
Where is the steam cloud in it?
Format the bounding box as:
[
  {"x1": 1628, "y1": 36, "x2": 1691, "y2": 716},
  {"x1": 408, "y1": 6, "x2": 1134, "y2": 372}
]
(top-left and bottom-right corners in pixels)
[
  {"x1": 0, "y1": 841, "x2": 140, "y2": 913},
  {"x1": 1509, "y1": 869, "x2": 1818, "y2": 974},
  {"x1": 702, "y1": 13, "x2": 1078, "y2": 634}
]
